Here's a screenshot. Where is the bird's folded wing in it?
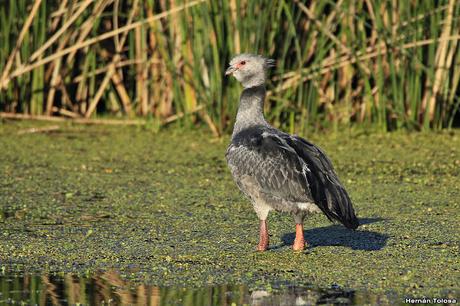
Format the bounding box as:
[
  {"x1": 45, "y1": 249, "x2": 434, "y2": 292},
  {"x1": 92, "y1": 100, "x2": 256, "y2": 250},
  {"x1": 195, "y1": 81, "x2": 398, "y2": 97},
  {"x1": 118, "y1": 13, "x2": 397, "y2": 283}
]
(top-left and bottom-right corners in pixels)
[
  {"x1": 226, "y1": 131, "x2": 313, "y2": 203},
  {"x1": 285, "y1": 135, "x2": 359, "y2": 229},
  {"x1": 227, "y1": 130, "x2": 359, "y2": 229}
]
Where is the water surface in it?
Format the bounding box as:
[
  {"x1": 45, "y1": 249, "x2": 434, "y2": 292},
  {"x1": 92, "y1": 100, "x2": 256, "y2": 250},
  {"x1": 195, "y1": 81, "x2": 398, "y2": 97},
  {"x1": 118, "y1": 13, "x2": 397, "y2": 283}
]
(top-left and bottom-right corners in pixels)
[{"x1": 1, "y1": 270, "x2": 400, "y2": 305}]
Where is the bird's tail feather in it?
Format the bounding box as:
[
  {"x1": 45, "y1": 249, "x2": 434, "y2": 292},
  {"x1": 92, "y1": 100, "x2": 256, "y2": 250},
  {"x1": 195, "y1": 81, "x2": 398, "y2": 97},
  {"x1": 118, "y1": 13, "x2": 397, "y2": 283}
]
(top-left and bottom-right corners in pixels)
[
  {"x1": 322, "y1": 178, "x2": 359, "y2": 229},
  {"x1": 288, "y1": 136, "x2": 359, "y2": 229}
]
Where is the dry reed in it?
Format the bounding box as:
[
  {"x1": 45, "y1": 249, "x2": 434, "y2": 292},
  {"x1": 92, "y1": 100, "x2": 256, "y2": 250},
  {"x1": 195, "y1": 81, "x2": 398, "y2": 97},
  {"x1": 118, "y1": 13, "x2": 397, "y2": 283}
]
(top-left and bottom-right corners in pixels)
[{"x1": 0, "y1": 0, "x2": 459, "y2": 133}]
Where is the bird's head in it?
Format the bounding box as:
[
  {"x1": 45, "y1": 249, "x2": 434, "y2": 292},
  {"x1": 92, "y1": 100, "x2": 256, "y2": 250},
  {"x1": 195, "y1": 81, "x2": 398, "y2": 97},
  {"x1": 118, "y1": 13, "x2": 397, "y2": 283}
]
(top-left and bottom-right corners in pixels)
[{"x1": 225, "y1": 53, "x2": 275, "y2": 88}]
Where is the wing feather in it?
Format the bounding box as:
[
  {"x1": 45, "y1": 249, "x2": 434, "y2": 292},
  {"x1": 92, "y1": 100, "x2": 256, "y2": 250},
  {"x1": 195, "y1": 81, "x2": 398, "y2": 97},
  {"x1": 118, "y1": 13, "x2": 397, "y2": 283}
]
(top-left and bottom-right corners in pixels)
[
  {"x1": 286, "y1": 136, "x2": 359, "y2": 229},
  {"x1": 226, "y1": 127, "x2": 359, "y2": 229}
]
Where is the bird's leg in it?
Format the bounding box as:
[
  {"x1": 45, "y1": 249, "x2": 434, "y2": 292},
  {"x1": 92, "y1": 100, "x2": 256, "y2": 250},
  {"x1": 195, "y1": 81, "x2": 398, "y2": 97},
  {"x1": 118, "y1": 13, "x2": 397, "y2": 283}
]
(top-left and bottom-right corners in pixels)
[
  {"x1": 292, "y1": 223, "x2": 305, "y2": 251},
  {"x1": 257, "y1": 219, "x2": 269, "y2": 251}
]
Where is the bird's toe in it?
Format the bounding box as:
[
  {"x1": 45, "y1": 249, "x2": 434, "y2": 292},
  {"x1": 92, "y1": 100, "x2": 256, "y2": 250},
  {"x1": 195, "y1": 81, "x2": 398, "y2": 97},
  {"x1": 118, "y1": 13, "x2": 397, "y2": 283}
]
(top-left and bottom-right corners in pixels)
[
  {"x1": 292, "y1": 239, "x2": 306, "y2": 251},
  {"x1": 256, "y1": 242, "x2": 269, "y2": 252}
]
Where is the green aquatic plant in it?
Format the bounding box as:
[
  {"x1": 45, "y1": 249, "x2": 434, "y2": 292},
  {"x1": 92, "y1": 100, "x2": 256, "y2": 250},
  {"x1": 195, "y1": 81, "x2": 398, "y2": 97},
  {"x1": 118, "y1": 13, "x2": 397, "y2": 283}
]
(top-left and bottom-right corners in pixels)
[{"x1": 0, "y1": 122, "x2": 458, "y2": 298}]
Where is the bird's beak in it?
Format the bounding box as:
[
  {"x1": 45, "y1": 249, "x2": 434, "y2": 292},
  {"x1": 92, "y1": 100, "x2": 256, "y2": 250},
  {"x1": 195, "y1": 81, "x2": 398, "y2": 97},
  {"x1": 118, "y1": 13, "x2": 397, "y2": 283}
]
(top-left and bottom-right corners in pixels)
[{"x1": 225, "y1": 65, "x2": 237, "y2": 76}]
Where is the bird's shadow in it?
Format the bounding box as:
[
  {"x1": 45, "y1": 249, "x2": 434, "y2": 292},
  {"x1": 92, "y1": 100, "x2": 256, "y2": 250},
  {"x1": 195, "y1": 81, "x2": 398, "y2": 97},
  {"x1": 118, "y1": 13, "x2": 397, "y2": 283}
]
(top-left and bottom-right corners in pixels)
[{"x1": 275, "y1": 217, "x2": 388, "y2": 251}]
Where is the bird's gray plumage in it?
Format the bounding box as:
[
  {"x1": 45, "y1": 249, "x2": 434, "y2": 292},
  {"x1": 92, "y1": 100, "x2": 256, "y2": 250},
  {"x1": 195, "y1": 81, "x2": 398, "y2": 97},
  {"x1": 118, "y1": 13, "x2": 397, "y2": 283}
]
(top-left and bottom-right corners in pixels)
[{"x1": 225, "y1": 53, "x2": 358, "y2": 229}]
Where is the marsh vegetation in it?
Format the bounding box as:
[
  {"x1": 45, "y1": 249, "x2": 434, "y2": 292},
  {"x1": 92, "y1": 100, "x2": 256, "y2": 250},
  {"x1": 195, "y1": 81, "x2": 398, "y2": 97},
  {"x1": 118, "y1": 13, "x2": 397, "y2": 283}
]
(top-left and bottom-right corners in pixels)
[{"x1": 1, "y1": 0, "x2": 460, "y2": 133}]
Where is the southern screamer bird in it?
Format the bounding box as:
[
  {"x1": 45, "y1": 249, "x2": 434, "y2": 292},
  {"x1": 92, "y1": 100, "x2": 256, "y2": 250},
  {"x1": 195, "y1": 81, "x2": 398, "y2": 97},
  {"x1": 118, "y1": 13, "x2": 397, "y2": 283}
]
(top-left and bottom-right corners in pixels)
[{"x1": 225, "y1": 54, "x2": 359, "y2": 251}]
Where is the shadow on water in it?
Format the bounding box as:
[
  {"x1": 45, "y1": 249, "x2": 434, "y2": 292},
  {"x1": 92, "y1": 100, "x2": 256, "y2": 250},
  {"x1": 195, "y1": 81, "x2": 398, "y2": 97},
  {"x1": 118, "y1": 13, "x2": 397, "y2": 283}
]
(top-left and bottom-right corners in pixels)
[
  {"x1": 0, "y1": 270, "x2": 395, "y2": 305},
  {"x1": 280, "y1": 217, "x2": 389, "y2": 251}
]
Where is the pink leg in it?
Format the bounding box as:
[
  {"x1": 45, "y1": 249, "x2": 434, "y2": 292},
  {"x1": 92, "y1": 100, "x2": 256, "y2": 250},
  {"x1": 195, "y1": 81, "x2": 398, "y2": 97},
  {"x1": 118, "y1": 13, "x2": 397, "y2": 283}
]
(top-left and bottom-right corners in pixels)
[
  {"x1": 257, "y1": 220, "x2": 269, "y2": 251},
  {"x1": 292, "y1": 223, "x2": 305, "y2": 251}
]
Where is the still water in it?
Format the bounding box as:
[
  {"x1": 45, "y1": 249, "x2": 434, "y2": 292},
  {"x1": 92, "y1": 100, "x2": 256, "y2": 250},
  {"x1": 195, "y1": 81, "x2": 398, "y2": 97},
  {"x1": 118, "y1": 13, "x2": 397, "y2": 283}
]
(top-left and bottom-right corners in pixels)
[{"x1": 0, "y1": 270, "x2": 401, "y2": 305}]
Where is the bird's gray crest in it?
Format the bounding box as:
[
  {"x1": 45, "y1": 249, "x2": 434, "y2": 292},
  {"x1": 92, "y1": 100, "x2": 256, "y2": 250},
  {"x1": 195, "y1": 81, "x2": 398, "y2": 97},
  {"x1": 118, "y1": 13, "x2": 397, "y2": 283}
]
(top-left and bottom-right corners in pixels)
[{"x1": 264, "y1": 58, "x2": 276, "y2": 69}]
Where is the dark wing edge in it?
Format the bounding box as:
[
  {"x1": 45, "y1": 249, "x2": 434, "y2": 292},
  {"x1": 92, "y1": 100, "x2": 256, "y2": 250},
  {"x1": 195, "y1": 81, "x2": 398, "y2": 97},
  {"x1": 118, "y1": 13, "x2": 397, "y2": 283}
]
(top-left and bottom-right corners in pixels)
[{"x1": 287, "y1": 136, "x2": 359, "y2": 229}]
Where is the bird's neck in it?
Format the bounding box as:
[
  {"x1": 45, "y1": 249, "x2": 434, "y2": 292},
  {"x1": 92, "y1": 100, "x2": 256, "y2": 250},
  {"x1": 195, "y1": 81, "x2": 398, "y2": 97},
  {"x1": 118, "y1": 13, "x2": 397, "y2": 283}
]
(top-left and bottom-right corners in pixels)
[{"x1": 232, "y1": 85, "x2": 269, "y2": 138}]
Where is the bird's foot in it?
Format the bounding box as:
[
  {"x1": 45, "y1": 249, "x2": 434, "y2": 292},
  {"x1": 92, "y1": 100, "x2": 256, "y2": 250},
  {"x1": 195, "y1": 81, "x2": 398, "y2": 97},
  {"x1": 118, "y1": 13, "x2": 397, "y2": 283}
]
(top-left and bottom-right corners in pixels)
[
  {"x1": 293, "y1": 223, "x2": 305, "y2": 251},
  {"x1": 256, "y1": 240, "x2": 269, "y2": 252},
  {"x1": 256, "y1": 219, "x2": 269, "y2": 251},
  {"x1": 292, "y1": 238, "x2": 305, "y2": 251}
]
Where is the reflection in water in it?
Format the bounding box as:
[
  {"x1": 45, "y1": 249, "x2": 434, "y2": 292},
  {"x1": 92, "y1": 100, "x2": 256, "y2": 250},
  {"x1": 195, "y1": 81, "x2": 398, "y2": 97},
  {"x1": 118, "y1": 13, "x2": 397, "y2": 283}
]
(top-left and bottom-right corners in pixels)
[{"x1": 0, "y1": 270, "x2": 394, "y2": 305}]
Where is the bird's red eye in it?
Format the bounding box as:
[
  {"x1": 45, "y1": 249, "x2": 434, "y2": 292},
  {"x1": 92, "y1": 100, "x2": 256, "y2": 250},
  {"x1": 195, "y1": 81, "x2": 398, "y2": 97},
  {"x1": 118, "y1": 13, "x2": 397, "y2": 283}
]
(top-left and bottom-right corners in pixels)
[{"x1": 240, "y1": 61, "x2": 246, "y2": 65}]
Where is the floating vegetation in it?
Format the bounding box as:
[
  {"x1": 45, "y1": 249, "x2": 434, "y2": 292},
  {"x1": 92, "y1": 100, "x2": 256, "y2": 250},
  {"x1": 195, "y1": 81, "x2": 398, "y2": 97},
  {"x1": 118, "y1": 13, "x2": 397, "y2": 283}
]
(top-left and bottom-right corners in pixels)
[{"x1": 0, "y1": 122, "x2": 458, "y2": 299}]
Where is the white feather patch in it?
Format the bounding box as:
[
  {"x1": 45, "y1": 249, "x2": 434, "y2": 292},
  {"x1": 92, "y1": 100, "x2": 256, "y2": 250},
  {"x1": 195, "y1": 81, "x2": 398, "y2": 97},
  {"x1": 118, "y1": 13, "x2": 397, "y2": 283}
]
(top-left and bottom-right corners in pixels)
[
  {"x1": 297, "y1": 202, "x2": 321, "y2": 213},
  {"x1": 302, "y1": 163, "x2": 311, "y2": 173}
]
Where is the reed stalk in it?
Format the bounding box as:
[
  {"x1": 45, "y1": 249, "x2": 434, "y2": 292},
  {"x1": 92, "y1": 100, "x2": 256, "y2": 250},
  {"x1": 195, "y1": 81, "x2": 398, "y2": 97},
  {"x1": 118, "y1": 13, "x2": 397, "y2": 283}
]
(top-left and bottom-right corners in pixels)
[{"x1": 0, "y1": 0, "x2": 458, "y2": 132}]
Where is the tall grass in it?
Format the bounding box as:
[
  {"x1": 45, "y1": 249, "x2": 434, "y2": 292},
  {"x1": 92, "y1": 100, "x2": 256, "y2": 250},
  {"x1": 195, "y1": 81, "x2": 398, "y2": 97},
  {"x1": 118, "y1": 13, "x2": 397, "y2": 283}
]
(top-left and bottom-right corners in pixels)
[{"x1": 0, "y1": 0, "x2": 459, "y2": 134}]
